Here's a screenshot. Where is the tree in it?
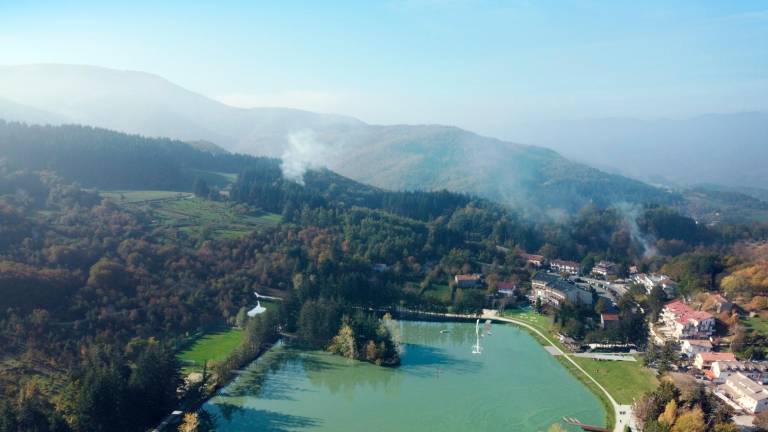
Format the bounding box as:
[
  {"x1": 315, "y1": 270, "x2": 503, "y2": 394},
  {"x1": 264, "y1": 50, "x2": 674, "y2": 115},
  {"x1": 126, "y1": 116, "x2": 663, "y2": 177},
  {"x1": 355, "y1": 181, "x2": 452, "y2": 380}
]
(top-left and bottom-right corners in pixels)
[
  {"x1": 713, "y1": 423, "x2": 739, "y2": 432},
  {"x1": 178, "y1": 413, "x2": 200, "y2": 432},
  {"x1": 670, "y1": 408, "x2": 705, "y2": 432},
  {"x1": 657, "y1": 400, "x2": 677, "y2": 426},
  {"x1": 327, "y1": 320, "x2": 357, "y2": 359},
  {"x1": 127, "y1": 345, "x2": 181, "y2": 427},
  {"x1": 192, "y1": 178, "x2": 210, "y2": 198}
]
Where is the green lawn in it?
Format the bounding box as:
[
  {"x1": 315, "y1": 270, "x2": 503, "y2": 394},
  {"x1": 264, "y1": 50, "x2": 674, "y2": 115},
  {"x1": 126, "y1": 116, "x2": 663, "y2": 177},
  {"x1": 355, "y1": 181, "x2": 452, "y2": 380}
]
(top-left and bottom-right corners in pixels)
[
  {"x1": 423, "y1": 283, "x2": 453, "y2": 303},
  {"x1": 501, "y1": 308, "x2": 553, "y2": 334},
  {"x1": 572, "y1": 356, "x2": 659, "y2": 404},
  {"x1": 178, "y1": 328, "x2": 245, "y2": 373}
]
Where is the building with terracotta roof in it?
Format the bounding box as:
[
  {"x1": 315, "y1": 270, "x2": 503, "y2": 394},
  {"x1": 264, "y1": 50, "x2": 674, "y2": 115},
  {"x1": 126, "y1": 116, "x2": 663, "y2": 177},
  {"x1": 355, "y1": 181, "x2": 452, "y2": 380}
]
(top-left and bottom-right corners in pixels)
[
  {"x1": 496, "y1": 281, "x2": 516, "y2": 297},
  {"x1": 694, "y1": 351, "x2": 737, "y2": 370},
  {"x1": 520, "y1": 253, "x2": 546, "y2": 268},
  {"x1": 659, "y1": 300, "x2": 715, "y2": 341},
  {"x1": 600, "y1": 313, "x2": 620, "y2": 329}
]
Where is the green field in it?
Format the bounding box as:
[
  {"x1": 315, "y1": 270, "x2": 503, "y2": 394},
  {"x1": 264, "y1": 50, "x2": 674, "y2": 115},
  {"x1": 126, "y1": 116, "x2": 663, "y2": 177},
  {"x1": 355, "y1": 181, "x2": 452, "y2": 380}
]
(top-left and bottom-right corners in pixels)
[
  {"x1": 744, "y1": 315, "x2": 768, "y2": 335},
  {"x1": 502, "y1": 308, "x2": 553, "y2": 334},
  {"x1": 101, "y1": 191, "x2": 282, "y2": 239},
  {"x1": 100, "y1": 190, "x2": 190, "y2": 203},
  {"x1": 179, "y1": 328, "x2": 245, "y2": 373},
  {"x1": 422, "y1": 283, "x2": 453, "y2": 303},
  {"x1": 572, "y1": 356, "x2": 659, "y2": 404}
]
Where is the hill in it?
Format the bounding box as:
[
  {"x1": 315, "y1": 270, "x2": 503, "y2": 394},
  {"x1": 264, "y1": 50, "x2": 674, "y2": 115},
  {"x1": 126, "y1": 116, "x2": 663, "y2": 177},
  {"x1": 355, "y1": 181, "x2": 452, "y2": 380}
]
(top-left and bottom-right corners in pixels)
[
  {"x1": 0, "y1": 64, "x2": 676, "y2": 214},
  {"x1": 523, "y1": 113, "x2": 768, "y2": 191}
]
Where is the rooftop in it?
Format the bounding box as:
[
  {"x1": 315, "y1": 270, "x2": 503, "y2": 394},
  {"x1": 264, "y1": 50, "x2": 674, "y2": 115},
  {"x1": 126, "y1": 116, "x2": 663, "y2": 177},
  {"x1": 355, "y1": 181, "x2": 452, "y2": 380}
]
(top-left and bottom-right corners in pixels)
[
  {"x1": 665, "y1": 300, "x2": 714, "y2": 323},
  {"x1": 685, "y1": 339, "x2": 713, "y2": 347},
  {"x1": 698, "y1": 352, "x2": 737, "y2": 363},
  {"x1": 726, "y1": 373, "x2": 768, "y2": 401},
  {"x1": 497, "y1": 281, "x2": 516, "y2": 290}
]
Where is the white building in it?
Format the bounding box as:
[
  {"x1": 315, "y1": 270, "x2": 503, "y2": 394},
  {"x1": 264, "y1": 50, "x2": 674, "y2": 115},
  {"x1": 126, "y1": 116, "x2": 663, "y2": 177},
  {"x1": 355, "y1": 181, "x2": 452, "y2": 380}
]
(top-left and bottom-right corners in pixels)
[
  {"x1": 694, "y1": 352, "x2": 737, "y2": 370},
  {"x1": 711, "y1": 361, "x2": 768, "y2": 384},
  {"x1": 632, "y1": 273, "x2": 678, "y2": 296},
  {"x1": 681, "y1": 339, "x2": 713, "y2": 357},
  {"x1": 718, "y1": 373, "x2": 768, "y2": 414},
  {"x1": 659, "y1": 300, "x2": 716, "y2": 341},
  {"x1": 550, "y1": 259, "x2": 580, "y2": 275},
  {"x1": 531, "y1": 272, "x2": 593, "y2": 308},
  {"x1": 592, "y1": 260, "x2": 617, "y2": 278}
]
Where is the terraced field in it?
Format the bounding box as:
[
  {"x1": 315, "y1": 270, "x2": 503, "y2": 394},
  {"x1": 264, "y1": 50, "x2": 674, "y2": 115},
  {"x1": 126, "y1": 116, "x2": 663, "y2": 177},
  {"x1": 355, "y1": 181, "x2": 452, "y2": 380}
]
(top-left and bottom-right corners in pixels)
[{"x1": 101, "y1": 191, "x2": 281, "y2": 239}]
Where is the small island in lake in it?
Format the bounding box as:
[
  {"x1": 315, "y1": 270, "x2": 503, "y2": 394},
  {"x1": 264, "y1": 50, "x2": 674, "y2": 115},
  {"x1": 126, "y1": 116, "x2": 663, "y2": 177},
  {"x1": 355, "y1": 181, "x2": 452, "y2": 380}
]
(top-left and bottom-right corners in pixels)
[{"x1": 327, "y1": 313, "x2": 401, "y2": 367}]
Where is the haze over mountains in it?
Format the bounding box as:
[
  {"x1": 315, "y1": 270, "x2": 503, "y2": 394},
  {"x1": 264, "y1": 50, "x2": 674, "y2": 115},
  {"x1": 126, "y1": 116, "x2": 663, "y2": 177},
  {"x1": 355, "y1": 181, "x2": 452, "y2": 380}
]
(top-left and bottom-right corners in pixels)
[
  {"x1": 521, "y1": 113, "x2": 768, "y2": 190},
  {"x1": 0, "y1": 63, "x2": 760, "y2": 214}
]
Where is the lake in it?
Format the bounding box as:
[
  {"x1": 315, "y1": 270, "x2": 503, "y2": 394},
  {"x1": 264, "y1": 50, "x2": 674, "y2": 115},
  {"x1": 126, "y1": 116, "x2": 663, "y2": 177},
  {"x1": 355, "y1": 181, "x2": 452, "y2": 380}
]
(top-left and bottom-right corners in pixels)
[{"x1": 203, "y1": 320, "x2": 605, "y2": 431}]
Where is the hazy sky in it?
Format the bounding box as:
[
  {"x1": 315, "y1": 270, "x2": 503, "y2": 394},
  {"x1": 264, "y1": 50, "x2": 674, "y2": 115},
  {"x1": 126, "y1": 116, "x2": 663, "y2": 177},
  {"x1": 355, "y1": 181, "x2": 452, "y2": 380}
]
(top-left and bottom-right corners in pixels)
[{"x1": 1, "y1": 0, "x2": 767, "y2": 140}]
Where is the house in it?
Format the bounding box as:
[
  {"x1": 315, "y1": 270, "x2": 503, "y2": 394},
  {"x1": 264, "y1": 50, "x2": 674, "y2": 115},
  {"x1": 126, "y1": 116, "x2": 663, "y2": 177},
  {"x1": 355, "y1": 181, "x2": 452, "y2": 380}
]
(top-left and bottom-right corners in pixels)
[
  {"x1": 531, "y1": 272, "x2": 594, "y2": 308},
  {"x1": 454, "y1": 274, "x2": 482, "y2": 289},
  {"x1": 600, "y1": 313, "x2": 620, "y2": 330},
  {"x1": 711, "y1": 294, "x2": 734, "y2": 314},
  {"x1": 718, "y1": 373, "x2": 768, "y2": 414},
  {"x1": 681, "y1": 339, "x2": 713, "y2": 357},
  {"x1": 711, "y1": 361, "x2": 768, "y2": 384},
  {"x1": 496, "y1": 281, "x2": 516, "y2": 297},
  {"x1": 520, "y1": 253, "x2": 546, "y2": 268},
  {"x1": 592, "y1": 260, "x2": 617, "y2": 278},
  {"x1": 694, "y1": 352, "x2": 737, "y2": 370},
  {"x1": 373, "y1": 263, "x2": 389, "y2": 272},
  {"x1": 632, "y1": 273, "x2": 678, "y2": 297},
  {"x1": 550, "y1": 259, "x2": 580, "y2": 275},
  {"x1": 659, "y1": 300, "x2": 716, "y2": 341}
]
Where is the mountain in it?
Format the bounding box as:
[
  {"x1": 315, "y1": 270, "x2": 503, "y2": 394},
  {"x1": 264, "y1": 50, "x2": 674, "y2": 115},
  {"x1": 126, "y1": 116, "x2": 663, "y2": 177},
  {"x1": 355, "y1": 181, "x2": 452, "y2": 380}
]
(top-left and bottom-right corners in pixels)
[
  {"x1": 0, "y1": 64, "x2": 676, "y2": 213},
  {"x1": 520, "y1": 113, "x2": 768, "y2": 191}
]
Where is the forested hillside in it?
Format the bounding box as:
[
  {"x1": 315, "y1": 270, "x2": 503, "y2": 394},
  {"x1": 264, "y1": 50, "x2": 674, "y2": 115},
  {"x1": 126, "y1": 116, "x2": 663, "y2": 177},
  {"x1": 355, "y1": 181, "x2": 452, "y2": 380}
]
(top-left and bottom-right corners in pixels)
[
  {"x1": 0, "y1": 64, "x2": 680, "y2": 214},
  {"x1": 1, "y1": 122, "x2": 767, "y2": 431}
]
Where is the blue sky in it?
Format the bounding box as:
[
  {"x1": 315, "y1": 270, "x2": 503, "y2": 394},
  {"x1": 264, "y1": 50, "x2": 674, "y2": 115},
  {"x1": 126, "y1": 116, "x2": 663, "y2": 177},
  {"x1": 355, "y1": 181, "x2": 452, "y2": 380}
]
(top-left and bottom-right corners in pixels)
[{"x1": 1, "y1": 0, "x2": 767, "y2": 139}]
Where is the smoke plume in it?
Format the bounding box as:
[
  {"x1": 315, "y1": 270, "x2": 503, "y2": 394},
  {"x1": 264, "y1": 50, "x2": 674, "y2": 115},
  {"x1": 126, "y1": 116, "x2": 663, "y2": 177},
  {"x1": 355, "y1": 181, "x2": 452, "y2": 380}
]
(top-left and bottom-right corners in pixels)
[
  {"x1": 616, "y1": 202, "x2": 658, "y2": 258},
  {"x1": 280, "y1": 130, "x2": 331, "y2": 184}
]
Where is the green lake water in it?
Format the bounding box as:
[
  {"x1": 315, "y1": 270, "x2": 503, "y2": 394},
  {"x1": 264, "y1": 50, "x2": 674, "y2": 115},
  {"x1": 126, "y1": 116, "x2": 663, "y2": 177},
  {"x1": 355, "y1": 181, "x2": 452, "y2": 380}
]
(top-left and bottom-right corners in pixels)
[{"x1": 203, "y1": 320, "x2": 605, "y2": 431}]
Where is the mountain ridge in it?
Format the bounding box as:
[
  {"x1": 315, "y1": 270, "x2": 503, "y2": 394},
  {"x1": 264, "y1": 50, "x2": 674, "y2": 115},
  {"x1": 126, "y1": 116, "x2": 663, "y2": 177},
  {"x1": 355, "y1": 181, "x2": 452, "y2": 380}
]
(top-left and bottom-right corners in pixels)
[{"x1": 0, "y1": 63, "x2": 676, "y2": 213}]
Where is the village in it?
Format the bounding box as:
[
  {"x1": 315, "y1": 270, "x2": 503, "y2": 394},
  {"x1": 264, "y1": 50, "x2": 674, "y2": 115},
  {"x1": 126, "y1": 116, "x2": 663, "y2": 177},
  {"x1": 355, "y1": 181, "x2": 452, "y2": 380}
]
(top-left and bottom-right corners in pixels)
[{"x1": 449, "y1": 251, "x2": 768, "y2": 431}]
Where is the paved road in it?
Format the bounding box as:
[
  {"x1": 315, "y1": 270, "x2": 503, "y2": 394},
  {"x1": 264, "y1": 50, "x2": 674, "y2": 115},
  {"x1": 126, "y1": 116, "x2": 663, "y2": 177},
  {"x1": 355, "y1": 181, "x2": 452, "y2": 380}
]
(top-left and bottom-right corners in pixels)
[{"x1": 573, "y1": 353, "x2": 637, "y2": 362}]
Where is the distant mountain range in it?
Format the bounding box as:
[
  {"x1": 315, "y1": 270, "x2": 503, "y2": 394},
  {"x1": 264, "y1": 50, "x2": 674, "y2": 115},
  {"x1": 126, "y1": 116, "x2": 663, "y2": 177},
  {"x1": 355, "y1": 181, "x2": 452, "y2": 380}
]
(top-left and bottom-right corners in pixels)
[
  {"x1": 0, "y1": 64, "x2": 690, "y2": 214},
  {"x1": 522, "y1": 113, "x2": 768, "y2": 192}
]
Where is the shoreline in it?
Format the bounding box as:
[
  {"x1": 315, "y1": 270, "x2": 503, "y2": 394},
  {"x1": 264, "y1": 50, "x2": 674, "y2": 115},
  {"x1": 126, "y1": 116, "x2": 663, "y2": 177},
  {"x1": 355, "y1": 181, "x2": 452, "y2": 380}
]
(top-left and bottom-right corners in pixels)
[{"x1": 192, "y1": 309, "x2": 621, "y2": 432}]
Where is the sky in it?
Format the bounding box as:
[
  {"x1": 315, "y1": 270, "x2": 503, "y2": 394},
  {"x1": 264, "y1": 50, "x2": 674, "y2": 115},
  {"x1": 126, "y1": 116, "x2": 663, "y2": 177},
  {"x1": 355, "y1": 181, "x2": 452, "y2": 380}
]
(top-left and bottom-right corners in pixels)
[{"x1": 1, "y1": 0, "x2": 767, "y2": 140}]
